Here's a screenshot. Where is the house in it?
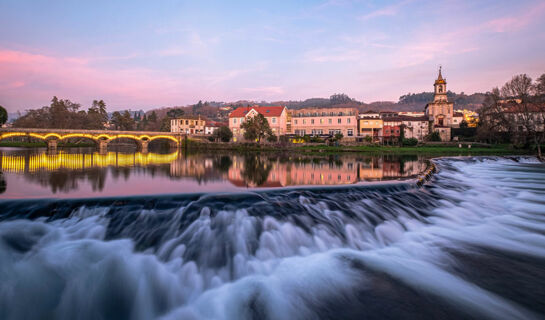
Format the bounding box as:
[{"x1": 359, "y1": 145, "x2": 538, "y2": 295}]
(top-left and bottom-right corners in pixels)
[
  {"x1": 290, "y1": 107, "x2": 358, "y2": 138},
  {"x1": 170, "y1": 115, "x2": 206, "y2": 134},
  {"x1": 358, "y1": 117, "x2": 383, "y2": 139},
  {"x1": 382, "y1": 118, "x2": 402, "y2": 142},
  {"x1": 229, "y1": 106, "x2": 288, "y2": 138},
  {"x1": 204, "y1": 121, "x2": 227, "y2": 135},
  {"x1": 398, "y1": 116, "x2": 430, "y2": 141},
  {"x1": 452, "y1": 112, "x2": 464, "y2": 128}
]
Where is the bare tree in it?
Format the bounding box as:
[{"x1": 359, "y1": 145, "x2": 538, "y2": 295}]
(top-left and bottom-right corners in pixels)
[{"x1": 479, "y1": 74, "x2": 545, "y2": 159}]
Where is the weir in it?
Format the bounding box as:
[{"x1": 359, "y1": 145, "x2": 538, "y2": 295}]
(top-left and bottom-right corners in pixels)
[{"x1": 0, "y1": 128, "x2": 194, "y2": 152}]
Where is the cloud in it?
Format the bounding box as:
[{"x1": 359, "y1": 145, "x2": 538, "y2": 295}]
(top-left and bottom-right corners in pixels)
[
  {"x1": 359, "y1": 0, "x2": 412, "y2": 21},
  {"x1": 0, "y1": 49, "x2": 200, "y2": 110}
]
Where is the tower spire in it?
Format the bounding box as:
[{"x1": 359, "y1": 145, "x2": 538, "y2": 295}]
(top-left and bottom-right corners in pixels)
[{"x1": 438, "y1": 65, "x2": 443, "y2": 81}]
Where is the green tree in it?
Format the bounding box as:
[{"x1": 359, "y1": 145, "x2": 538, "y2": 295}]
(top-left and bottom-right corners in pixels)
[
  {"x1": 0, "y1": 105, "x2": 7, "y2": 126},
  {"x1": 213, "y1": 126, "x2": 233, "y2": 142},
  {"x1": 167, "y1": 108, "x2": 185, "y2": 118},
  {"x1": 240, "y1": 114, "x2": 273, "y2": 143},
  {"x1": 459, "y1": 120, "x2": 469, "y2": 129},
  {"x1": 87, "y1": 100, "x2": 108, "y2": 129}
]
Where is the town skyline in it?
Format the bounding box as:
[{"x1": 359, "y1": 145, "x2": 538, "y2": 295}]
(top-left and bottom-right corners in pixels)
[{"x1": 1, "y1": 0, "x2": 545, "y2": 112}]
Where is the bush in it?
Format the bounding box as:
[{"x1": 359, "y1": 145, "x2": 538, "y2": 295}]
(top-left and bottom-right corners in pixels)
[
  {"x1": 214, "y1": 126, "x2": 233, "y2": 142},
  {"x1": 266, "y1": 134, "x2": 278, "y2": 143},
  {"x1": 334, "y1": 133, "x2": 344, "y2": 141},
  {"x1": 309, "y1": 136, "x2": 324, "y2": 143},
  {"x1": 402, "y1": 138, "x2": 418, "y2": 146},
  {"x1": 427, "y1": 131, "x2": 441, "y2": 142},
  {"x1": 279, "y1": 135, "x2": 290, "y2": 144},
  {"x1": 364, "y1": 135, "x2": 372, "y2": 143}
]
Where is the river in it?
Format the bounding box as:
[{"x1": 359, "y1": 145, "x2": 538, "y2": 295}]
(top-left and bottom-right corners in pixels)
[{"x1": 0, "y1": 148, "x2": 544, "y2": 319}]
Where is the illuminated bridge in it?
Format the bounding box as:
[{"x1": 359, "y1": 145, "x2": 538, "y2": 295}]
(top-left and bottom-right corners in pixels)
[{"x1": 0, "y1": 128, "x2": 190, "y2": 152}]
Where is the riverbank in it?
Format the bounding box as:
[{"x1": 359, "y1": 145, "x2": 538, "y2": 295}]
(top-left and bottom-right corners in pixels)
[
  {"x1": 187, "y1": 140, "x2": 536, "y2": 156},
  {"x1": 1, "y1": 140, "x2": 539, "y2": 157}
]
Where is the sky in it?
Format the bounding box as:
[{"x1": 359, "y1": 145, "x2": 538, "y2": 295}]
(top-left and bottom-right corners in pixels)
[{"x1": 1, "y1": 0, "x2": 545, "y2": 112}]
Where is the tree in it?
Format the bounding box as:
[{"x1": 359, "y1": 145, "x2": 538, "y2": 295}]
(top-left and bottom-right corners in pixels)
[
  {"x1": 536, "y1": 73, "x2": 545, "y2": 98},
  {"x1": 0, "y1": 105, "x2": 7, "y2": 126},
  {"x1": 478, "y1": 74, "x2": 545, "y2": 158},
  {"x1": 111, "y1": 111, "x2": 136, "y2": 131},
  {"x1": 213, "y1": 126, "x2": 233, "y2": 142},
  {"x1": 240, "y1": 114, "x2": 273, "y2": 143},
  {"x1": 167, "y1": 108, "x2": 185, "y2": 119},
  {"x1": 12, "y1": 97, "x2": 106, "y2": 129},
  {"x1": 459, "y1": 120, "x2": 469, "y2": 129},
  {"x1": 427, "y1": 131, "x2": 441, "y2": 141},
  {"x1": 87, "y1": 100, "x2": 108, "y2": 129}
]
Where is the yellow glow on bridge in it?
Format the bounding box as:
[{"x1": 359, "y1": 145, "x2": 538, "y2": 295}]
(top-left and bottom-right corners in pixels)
[
  {"x1": 0, "y1": 151, "x2": 180, "y2": 173},
  {"x1": 0, "y1": 131, "x2": 181, "y2": 144}
]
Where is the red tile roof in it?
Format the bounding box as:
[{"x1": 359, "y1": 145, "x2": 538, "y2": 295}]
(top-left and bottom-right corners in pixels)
[{"x1": 229, "y1": 106, "x2": 285, "y2": 118}]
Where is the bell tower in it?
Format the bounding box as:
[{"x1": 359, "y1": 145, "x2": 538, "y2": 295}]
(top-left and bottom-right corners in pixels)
[{"x1": 433, "y1": 66, "x2": 447, "y2": 102}]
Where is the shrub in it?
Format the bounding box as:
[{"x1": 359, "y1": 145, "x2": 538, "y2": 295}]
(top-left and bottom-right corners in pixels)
[
  {"x1": 214, "y1": 126, "x2": 233, "y2": 142},
  {"x1": 402, "y1": 138, "x2": 418, "y2": 146},
  {"x1": 266, "y1": 134, "x2": 278, "y2": 143}
]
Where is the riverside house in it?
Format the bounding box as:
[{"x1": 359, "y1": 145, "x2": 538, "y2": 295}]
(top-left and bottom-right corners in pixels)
[
  {"x1": 229, "y1": 106, "x2": 289, "y2": 138},
  {"x1": 290, "y1": 107, "x2": 358, "y2": 138},
  {"x1": 170, "y1": 115, "x2": 206, "y2": 134}
]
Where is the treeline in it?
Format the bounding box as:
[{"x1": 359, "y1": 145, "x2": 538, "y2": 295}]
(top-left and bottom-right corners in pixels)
[
  {"x1": 12, "y1": 97, "x2": 173, "y2": 132},
  {"x1": 13, "y1": 97, "x2": 108, "y2": 129},
  {"x1": 398, "y1": 91, "x2": 486, "y2": 109}
]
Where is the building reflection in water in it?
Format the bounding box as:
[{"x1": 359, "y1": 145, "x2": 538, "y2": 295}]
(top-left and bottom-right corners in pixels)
[
  {"x1": 227, "y1": 154, "x2": 427, "y2": 187},
  {"x1": 0, "y1": 149, "x2": 428, "y2": 195}
]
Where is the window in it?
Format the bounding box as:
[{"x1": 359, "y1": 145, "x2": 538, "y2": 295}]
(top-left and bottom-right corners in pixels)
[
  {"x1": 347, "y1": 129, "x2": 353, "y2": 136},
  {"x1": 347, "y1": 118, "x2": 351, "y2": 124},
  {"x1": 295, "y1": 120, "x2": 298, "y2": 125},
  {"x1": 272, "y1": 117, "x2": 276, "y2": 124},
  {"x1": 337, "y1": 118, "x2": 341, "y2": 124},
  {"x1": 186, "y1": 120, "x2": 189, "y2": 125},
  {"x1": 233, "y1": 119, "x2": 237, "y2": 124},
  {"x1": 329, "y1": 119, "x2": 332, "y2": 124},
  {"x1": 364, "y1": 121, "x2": 368, "y2": 125},
  {"x1": 303, "y1": 119, "x2": 306, "y2": 124},
  {"x1": 320, "y1": 119, "x2": 323, "y2": 124},
  {"x1": 311, "y1": 119, "x2": 314, "y2": 124}
]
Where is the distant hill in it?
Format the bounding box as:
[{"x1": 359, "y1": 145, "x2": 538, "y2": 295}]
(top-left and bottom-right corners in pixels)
[{"x1": 143, "y1": 91, "x2": 487, "y2": 122}]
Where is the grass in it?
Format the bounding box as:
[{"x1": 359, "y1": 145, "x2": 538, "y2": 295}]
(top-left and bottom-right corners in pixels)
[{"x1": 293, "y1": 144, "x2": 531, "y2": 155}]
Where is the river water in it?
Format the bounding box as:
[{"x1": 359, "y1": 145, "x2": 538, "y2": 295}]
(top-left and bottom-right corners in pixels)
[{"x1": 0, "y1": 149, "x2": 544, "y2": 319}]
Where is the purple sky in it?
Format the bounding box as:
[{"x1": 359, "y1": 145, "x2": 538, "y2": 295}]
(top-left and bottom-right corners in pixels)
[{"x1": 1, "y1": 0, "x2": 544, "y2": 112}]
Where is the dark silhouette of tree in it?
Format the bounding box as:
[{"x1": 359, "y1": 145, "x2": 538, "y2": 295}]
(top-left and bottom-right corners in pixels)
[
  {"x1": 213, "y1": 126, "x2": 233, "y2": 142},
  {"x1": 0, "y1": 105, "x2": 7, "y2": 126}
]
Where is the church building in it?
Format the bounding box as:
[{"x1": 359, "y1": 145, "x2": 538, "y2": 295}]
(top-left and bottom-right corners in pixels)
[{"x1": 425, "y1": 67, "x2": 454, "y2": 141}]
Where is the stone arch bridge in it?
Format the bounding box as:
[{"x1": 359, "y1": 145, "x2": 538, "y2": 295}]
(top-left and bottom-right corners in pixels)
[{"x1": 0, "y1": 128, "x2": 195, "y2": 152}]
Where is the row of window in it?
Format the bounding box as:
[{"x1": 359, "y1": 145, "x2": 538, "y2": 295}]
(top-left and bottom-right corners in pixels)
[
  {"x1": 294, "y1": 129, "x2": 354, "y2": 136},
  {"x1": 174, "y1": 120, "x2": 205, "y2": 126},
  {"x1": 293, "y1": 111, "x2": 355, "y2": 117},
  {"x1": 232, "y1": 117, "x2": 277, "y2": 124},
  {"x1": 293, "y1": 118, "x2": 351, "y2": 125}
]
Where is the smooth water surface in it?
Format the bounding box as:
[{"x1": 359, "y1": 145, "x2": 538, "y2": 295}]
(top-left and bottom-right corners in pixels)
[
  {"x1": 0, "y1": 147, "x2": 428, "y2": 198},
  {"x1": 0, "y1": 156, "x2": 544, "y2": 319}
]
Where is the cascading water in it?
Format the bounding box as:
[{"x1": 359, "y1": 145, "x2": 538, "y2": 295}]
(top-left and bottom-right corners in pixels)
[{"x1": 1, "y1": 156, "x2": 544, "y2": 320}]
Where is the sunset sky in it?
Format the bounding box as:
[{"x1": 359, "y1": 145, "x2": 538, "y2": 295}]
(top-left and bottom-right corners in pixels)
[{"x1": 1, "y1": 0, "x2": 544, "y2": 112}]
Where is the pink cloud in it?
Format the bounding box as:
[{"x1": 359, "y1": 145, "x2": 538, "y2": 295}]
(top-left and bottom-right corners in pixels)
[{"x1": 0, "y1": 49, "x2": 202, "y2": 111}]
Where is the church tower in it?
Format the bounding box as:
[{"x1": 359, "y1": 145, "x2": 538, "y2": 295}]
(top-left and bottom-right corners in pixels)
[
  {"x1": 425, "y1": 66, "x2": 454, "y2": 141},
  {"x1": 433, "y1": 67, "x2": 448, "y2": 102}
]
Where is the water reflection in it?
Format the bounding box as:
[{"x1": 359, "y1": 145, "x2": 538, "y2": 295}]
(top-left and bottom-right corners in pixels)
[{"x1": 0, "y1": 148, "x2": 428, "y2": 198}]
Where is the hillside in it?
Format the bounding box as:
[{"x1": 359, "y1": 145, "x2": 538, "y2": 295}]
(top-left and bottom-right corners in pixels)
[{"x1": 147, "y1": 91, "x2": 485, "y2": 122}]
